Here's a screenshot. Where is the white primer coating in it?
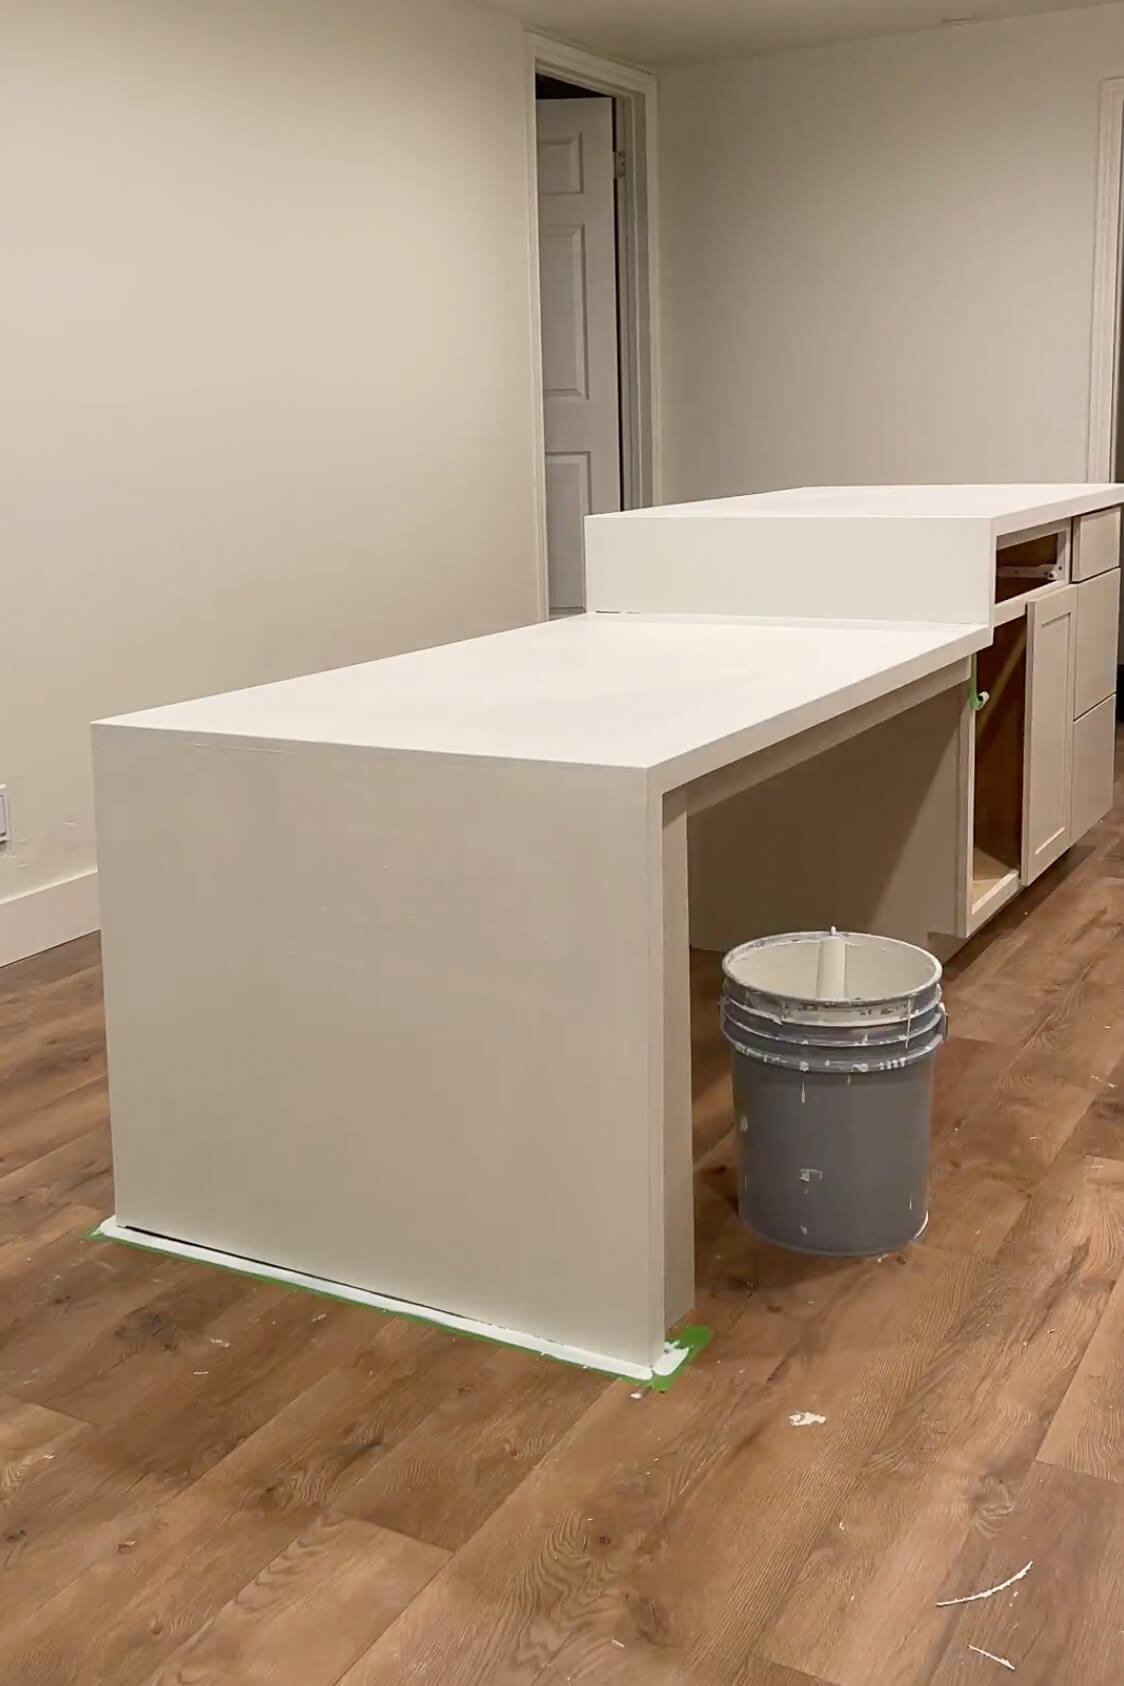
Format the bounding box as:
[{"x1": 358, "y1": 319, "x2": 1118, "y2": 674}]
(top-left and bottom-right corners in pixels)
[
  {"x1": 93, "y1": 1218, "x2": 694, "y2": 1384},
  {"x1": 98, "y1": 614, "x2": 986, "y2": 786},
  {"x1": 816, "y1": 930, "x2": 848, "y2": 999},
  {"x1": 92, "y1": 483, "x2": 1118, "y2": 1373},
  {"x1": 586, "y1": 486, "x2": 1124, "y2": 630}
]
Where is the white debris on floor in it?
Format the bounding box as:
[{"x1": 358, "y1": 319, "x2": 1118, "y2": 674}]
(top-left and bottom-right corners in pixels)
[
  {"x1": 967, "y1": 1644, "x2": 1016, "y2": 1671},
  {"x1": 936, "y1": 1561, "x2": 1033, "y2": 1608},
  {"x1": 788, "y1": 1411, "x2": 827, "y2": 1427}
]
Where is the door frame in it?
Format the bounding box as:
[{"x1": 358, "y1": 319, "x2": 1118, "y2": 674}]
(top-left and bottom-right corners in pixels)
[
  {"x1": 1087, "y1": 76, "x2": 1124, "y2": 479},
  {"x1": 526, "y1": 33, "x2": 662, "y2": 617}
]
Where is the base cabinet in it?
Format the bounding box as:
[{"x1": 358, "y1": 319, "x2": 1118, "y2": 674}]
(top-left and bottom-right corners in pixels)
[{"x1": 962, "y1": 576, "x2": 1116, "y2": 940}]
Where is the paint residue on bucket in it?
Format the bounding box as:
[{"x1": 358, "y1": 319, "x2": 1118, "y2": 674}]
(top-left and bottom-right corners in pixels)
[{"x1": 719, "y1": 930, "x2": 945, "y2": 1259}]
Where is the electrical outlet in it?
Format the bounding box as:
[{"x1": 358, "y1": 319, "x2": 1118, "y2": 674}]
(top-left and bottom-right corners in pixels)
[{"x1": 0, "y1": 786, "x2": 8, "y2": 846}]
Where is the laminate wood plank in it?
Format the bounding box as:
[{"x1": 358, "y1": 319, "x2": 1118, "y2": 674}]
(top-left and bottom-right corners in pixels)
[
  {"x1": 0, "y1": 1455, "x2": 318, "y2": 1685},
  {"x1": 0, "y1": 985, "x2": 105, "y2": 1062},
  {"x1": 1068, "y1": 1049, "x2": 1124, "y2": 1159},
  {"x1": 339, "y1": 1245, "x2": 984, "y2": 1686},
  {"x1": 926, "y1": 1053, "x2": 1095, "y2": 1256},
  {"x1": 139, "y1": 1512, "x2": 448, "y2": 1686},
  {"x1": 0, "y1": 1396, "x2": 85, "y2": 1501},
  {"x1": 0, "y1": 1228, "x2": 188, "y2": 1399},
  {"x1": 929, "y1": 1035, "x2": 1024, "y2": 1139},
  {"x1": 205, "y1": 1321, "x2": 496, "y2": 1513},
  {"x1": 0, "y1": 935, "x2": 100, "y2": 1002},
  {"x1": 0, "y1": 1009, "x2": 107, "y2": 1125},
  {"x1": 0, "y1": 1300, "x2": 394, "y2": 1621},
  {"x1": 926, "y1": 1463, "x2": 1124, "y2": 1685},
  {"x1": 755, "y1": 1154, "x2": 1124, "y2": 1686},
  {"x1": 0, "y1": 1420, "x2": 186, "y2": 1620},
  {"x1": 0, "y1": 1288, "x2": 481, "y2": 1624},
  {"x1": 730, "y1": 1668, "x2": 832, "y2": 1686},
  {"x1": 0, "y1": 1203, "x2": 101, "y2": 1284},
  {"x1": 0, "y1": 1129, "x2": 113, "y2": 1238},
  {"x1": 1038, "y1": 1261, "x2": 1124, "y2": 1483},
  {"x1": 0, "y1": 962, "x2": 102, "y2": 1045},
  {"x1": 70, "y1": 1289, "x2": 446, "y2": 1483},
  {"x1": 34, "y1": 1262, "x2": 281, "y2": 1426},
  {"x1": 338, "y1": 1344, "x2": 606, "y2": 1550},
  {"x1": 0, "y1": 1326, "x2": 486, "y2": 1684},
  {"x1": 0, "y1": 1078, "x2": 108, "y2": 1178}
]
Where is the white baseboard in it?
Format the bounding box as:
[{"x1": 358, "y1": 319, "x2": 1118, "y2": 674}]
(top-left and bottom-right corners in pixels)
[{"x1": 0, "y1": 869, "x2": 100, "y2": 968}]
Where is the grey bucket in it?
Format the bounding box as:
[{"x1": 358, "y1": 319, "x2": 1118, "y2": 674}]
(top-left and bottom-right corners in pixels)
[{"x1": 719, "y1": 930, "x2": 946, "y2": 1257}]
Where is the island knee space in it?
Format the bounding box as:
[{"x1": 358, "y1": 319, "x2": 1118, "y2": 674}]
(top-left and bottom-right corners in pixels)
[{"x1": 686, "y1": 677, "x2": 969, "y2": 956}]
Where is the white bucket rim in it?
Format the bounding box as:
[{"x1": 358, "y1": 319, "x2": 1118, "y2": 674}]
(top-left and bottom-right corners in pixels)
[{"x1": 722, "y1": 929, "x2": 942, "y2": 1024}]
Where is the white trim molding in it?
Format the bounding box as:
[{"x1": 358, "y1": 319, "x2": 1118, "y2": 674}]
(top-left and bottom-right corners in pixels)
[
  {"x1": 0, "y1": 869, "x2": 100, "y2": 969},
  {"x1": 1087, "y1": 77, "x2": 1124, "y2": 481}
]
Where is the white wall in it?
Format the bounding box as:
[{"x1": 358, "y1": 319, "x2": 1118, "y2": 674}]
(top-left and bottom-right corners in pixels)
[
  {"x1": 1, "y1": 0, "x2": 542, "y2": 963},
  {"x1": 659, "y1": 4, "x2": 1124, "y2": 502}
]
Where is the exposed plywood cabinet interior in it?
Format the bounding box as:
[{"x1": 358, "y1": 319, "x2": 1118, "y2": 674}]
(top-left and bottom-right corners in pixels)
[{"x1": 994, "y1": 525, "x2": 1067, "y2": 605}]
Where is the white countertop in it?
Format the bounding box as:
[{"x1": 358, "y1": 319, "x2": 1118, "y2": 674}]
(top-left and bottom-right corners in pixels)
[
  {"x1": 628, "y1": 483, "x2": 1124, "y2": 535},
  {"x1": 108, "y1": 484, "x2": 1124, "y2": 788},
  {"x1": 98, "y1": 613, "x2": 986, "y2": 790}
]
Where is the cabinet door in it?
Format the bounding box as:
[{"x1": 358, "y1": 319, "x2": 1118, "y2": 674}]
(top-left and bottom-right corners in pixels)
[
  {"x1": 1071, "y1": 696, "x2": 1116, "y2": 841},
  {"x1": 1022, "y1": 586, "x2": 1077, "y2": 883},
  {"x1": 1074, "y1": 567, "x2": 1121, "y2": 719}
]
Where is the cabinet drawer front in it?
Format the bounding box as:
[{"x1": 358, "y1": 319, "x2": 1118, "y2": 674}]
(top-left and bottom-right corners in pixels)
[
  {"x1": 1074, "y1": 568, "x2": 1121, "y2": 718},
  {"x1": 1073, "y1": 508, "x2": 1121, "y2": 581},
  {"x1": 1071, "y1": 697, "x2": 1117, "y2": 841}
]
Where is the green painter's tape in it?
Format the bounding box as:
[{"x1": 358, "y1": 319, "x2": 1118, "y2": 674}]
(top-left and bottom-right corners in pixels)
[
  {"x1": 83, "y1": 1221, "x2": 712, "y2": 1390},
  {"x1": 648, "y1": 1323, "x2": 713, "y2": 1390}
]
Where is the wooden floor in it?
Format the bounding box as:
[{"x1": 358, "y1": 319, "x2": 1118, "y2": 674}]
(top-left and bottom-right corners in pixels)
[{"x1": 6, "y1": 767, "x2": 1124, "y2": 1685}]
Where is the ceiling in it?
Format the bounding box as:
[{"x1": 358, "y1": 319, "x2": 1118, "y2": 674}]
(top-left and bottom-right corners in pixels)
[{"x1": 490, "y1": 0, "x2": 1110, "y2": 65}]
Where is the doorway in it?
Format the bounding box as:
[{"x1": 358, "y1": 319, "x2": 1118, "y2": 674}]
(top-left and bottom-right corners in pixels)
[{"x1": 528, "y1": 39, "x2": 659, "y2": 618}]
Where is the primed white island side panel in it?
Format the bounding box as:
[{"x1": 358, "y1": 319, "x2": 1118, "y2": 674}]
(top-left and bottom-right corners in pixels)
[{"x1": 94, "y1": 724, "x2": 670, "y2": 1371}]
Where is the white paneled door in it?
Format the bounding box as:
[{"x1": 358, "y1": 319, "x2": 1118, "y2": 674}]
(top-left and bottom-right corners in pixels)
[{"x1": 536, "y1": 97, "x2": 621, "y2": 614}]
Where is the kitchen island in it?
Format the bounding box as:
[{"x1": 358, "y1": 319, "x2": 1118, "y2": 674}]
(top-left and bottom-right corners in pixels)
[{"x1": 92, "y1": 484, "x2": 1123, "y2": 1380}]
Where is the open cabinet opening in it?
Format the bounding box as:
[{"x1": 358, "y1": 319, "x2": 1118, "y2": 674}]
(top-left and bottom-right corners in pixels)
[
  {"x1": 972, "y1": 618, "x2": 1027, "y2": 920},
  {"x1": 994, "y1": 530, "x2": 1066, "y2": 604}
]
